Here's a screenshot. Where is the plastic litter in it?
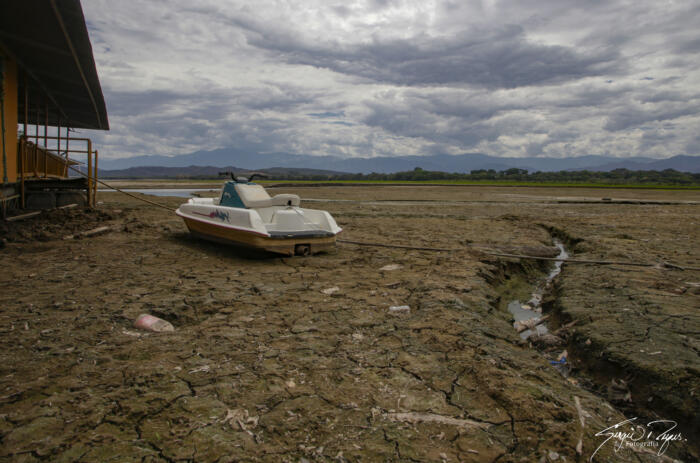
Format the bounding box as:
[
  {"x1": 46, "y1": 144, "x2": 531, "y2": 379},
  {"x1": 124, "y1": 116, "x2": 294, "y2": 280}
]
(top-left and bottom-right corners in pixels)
[
  {"x1": 549, "y1": 350, "x2": 570, "y2": 377},
  {"x1": 608, "y1": 378, "x2": 632, "y2": 402},
  {"x1": 133, "y1": 314, "x2": 174, "y2": 332},
  {"x1": 380, "y1": 264, "x2": 402, "y2": 271},
  {"x1": 389, "y1": 305, "x2": 410, "y2": 314},
  {"x1": 514, "y1": 315, "x2": 549, "y2": 333}
]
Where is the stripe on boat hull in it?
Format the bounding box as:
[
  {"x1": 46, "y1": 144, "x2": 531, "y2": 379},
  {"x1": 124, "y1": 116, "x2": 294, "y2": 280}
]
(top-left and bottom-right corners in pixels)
[{"x1": 182, "y1": 216, "x2": 337, "y2": 255}]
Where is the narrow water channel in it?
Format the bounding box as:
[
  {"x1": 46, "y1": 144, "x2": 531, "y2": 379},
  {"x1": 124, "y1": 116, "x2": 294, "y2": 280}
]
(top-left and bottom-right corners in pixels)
[{"x1": 508, "y1": 239, "x2": 569, "y2": 339}]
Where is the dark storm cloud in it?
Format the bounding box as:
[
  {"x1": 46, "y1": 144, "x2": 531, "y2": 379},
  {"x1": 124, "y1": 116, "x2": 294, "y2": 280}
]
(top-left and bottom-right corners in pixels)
[
  {"x1": 105, "y1": 89, "x2": 195, "y2": 117},
  {"x1": 308, "y1": 111, "x2": 346, "y2": 119},
  {"x1": 82, "y1": 0, "x2": 700, "y2": 160},
  {"x1": 237, "y1": 22, "x2": 620, "y2": 89},
  {"x1": 676, "y1": 37, "x2": 700, "y2": 54},
  {"x1": 685, "y1": 134, "x2": 700, "y2": 154},
  {"x1": 234, "y1": 83, "x2": 321, "y2": 111},
  {"x1": 639, "y1": 90, "x2": 690, "y2": 104},
  {"x1": 552, "y1": 85, "x2": 634, "y2": 109},
  {"x1": 105, "y1": 83, "x2": 321, "y2": 120},
  {"x1": 402, "y1": 90, "x2": 520, "y2": 120},
  {"x1": 639, "y1": 128, "x2": 677, "y2": 152},
  {"x1": 361, "y1": 91, "x2": 503, "y2": 148},
  {"x1": 93, "y1": 81, "x2": 333, "y2": 157},
  {"x1": 604, "y1": 103, "x2": 700, "y2": 132}
]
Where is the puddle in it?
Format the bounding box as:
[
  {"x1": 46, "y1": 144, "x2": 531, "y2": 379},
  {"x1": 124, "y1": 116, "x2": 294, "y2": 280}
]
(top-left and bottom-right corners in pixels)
[
  {"x1": 98, "y1": 188, "x2": 217, "y2": 197},
  {"x1": 508, "y1": 240, "x2": 569, "y2": 339}
]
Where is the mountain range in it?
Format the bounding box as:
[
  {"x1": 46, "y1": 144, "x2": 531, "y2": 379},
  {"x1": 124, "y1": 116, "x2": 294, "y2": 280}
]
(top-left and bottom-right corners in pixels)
[
  {"x1": 100, "y1": 166, "x2": 346, "y2": 179},
  {"x1": 99, "y1": 148, "x2": 700, "y2": 175}
]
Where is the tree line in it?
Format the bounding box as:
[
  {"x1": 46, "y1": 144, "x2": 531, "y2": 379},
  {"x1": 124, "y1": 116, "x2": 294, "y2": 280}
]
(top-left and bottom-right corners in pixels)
[{"x1": 267, "y1": 167, "x2": 700, "y2": 185}]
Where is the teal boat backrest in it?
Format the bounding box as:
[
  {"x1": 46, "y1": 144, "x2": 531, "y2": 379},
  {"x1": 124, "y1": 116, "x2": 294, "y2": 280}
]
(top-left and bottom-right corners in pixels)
[{"x1": 220, "y1": 181, "x2": 246, "y2": 208}]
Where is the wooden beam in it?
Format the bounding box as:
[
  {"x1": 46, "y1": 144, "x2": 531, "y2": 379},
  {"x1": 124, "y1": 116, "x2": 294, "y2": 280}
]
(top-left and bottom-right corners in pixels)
[{"x1": 48, "y1": 0, "x2": 103, "y2": 129}]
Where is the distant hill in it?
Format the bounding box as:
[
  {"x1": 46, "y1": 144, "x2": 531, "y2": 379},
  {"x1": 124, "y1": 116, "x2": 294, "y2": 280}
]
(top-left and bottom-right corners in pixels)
[
  {"x1": 99, "y1": 165, "x2": 347, "y2": 179},
  {"x1": 99, "y1": 149, "x2": 700, "y2": 174},
  {"x1": 569, "y1": 155, "x2": 700, "y2": 173}
]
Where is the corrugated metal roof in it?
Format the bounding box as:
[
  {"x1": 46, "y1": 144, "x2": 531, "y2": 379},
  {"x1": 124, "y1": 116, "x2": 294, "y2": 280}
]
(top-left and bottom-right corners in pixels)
[{"x1": 0, "y1": 0, "x2": 109, "y2": 130}]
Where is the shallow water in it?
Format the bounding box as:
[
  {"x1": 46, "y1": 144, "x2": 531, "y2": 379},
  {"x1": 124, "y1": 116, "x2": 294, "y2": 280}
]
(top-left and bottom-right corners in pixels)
[
  {"x1": 98, "y1": 188, "x2": 217, "y2": 197},
  {"x1": 508, "y1": 240, "x2": 569, "y2": 339}
]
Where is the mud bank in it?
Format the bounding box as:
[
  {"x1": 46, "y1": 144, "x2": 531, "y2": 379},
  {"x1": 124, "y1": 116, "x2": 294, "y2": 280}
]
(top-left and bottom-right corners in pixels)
[
  {"x1": 539, "y1": 224, "x2": 699, "y2": 459},
  {"x1": 0, "y1": 186, "x2": 697, "y2": 462},
  {"x1": 489, "y1": 222, "x2": 698, "y2": 461}
]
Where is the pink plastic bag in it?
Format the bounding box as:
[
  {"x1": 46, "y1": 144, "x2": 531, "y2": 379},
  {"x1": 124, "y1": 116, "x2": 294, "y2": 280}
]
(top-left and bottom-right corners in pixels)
[{"x1": 134, "y1": 314, "x2": 174, "y2": 332}]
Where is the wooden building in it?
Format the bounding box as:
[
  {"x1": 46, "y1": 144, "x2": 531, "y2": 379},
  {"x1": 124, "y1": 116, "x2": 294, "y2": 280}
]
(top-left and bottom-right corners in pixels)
[{"x1": 0, "y1": 0, "x2": 108, "y2": 216}]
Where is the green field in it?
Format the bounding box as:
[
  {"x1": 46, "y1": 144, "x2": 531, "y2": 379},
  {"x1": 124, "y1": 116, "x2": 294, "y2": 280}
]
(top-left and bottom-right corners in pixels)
[
  {"x1": 102, "y1": 177, "x2": 700, "y2": 190},
  {"x1": 258, "y1": 179, "x2": 700, "y2": 189}
]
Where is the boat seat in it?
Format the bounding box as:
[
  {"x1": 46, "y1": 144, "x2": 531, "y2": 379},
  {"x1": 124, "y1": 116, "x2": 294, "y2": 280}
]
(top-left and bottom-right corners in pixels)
[{"x1": 234, "y1": 183, "x2": 300, "y2": 208}]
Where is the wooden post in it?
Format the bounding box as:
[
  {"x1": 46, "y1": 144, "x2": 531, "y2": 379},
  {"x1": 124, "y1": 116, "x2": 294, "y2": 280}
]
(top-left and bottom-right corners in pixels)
[
  {"x1": 93, "y1": 149, "x2": 98, "y2": 206},
  {"x1": 18, "y1": 136, "x2": 24, "y2": 208},
  {"x1": 22, "y1": 79, "x2": 27, "y2": 138},
  {"x1": 86, "y1": 138, "x2": 92, "y2": 207},
  {"x1": 22, "y1": 79, "x2": 28, "y2": 207},
  {"x1": 65, "y1": 126, "x2": 70, "y2": 177},
  {"x1": 56, "y1": 116, "x2": 61, "y2": 177},
  {"x1": 34, "y1": 105, "x2": 39, "y2": 176},
  {"x1": 34, "y1": 105, "x2": 39, "y2": 145},
  {"x1": 44, "y1": 102, "x2": 48, "y2": 147},
  {"x1": 32, "y1": 141, "x2": 38, "y2": 178},
  {"x1": 43, "y1": 102, "x2": 48, "y2": 177}
]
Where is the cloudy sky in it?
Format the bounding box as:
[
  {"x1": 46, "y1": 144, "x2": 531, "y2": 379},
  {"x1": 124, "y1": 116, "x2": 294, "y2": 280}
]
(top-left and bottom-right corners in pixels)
[{"x1": 80, "y1": 0, "x2": 700, "y2": 161}]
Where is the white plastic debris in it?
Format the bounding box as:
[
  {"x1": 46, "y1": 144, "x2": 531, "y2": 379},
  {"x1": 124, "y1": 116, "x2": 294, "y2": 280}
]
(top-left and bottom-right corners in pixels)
[
  {"x1": 321, "y1": 286, "x2": 340, "y2": 295},
  {"x1": 121, "y1": 330, "x2": 143, "y2": 337},
  {"x1": 188, "y1": 365, "x2": 211, "y2": 374},
  {"x1": 389, "y1": 305, "x2": 410, "y2": 314},
  {"x1": 380, "y1": 264, "x2": 402, "y2": 271}
]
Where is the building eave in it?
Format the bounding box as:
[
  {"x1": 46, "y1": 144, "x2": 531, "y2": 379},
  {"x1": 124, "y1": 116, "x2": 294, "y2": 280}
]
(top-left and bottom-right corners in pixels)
[{"x1": 0, "y1": 0, "x2": 109, "y2": 130}]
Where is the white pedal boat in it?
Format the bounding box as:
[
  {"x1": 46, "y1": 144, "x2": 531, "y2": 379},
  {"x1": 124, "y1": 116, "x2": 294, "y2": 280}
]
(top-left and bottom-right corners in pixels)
[{"x1": 176, "y1": 174, "x2": 342, "y2": 255}]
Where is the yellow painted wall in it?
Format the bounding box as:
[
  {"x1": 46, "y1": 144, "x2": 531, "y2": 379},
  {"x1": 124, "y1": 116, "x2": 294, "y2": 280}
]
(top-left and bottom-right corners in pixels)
[{"x1": 1, "y1": 52, "x2": 18, "y2": 184}]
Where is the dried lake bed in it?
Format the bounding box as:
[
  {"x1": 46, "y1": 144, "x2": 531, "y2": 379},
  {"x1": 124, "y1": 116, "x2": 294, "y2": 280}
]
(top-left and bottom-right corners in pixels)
[{"x1": 1, "y1": 184, "x2": 698, "y2": 462}]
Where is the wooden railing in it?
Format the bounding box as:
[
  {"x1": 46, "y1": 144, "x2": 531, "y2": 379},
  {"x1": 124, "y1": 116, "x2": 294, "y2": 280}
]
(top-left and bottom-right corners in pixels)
[{"x1": 18, "y1": 135, "x2": 99, "y2": 206}]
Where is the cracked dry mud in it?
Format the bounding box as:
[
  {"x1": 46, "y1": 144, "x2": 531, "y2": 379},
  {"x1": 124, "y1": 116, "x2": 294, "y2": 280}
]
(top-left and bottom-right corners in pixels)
[{"x1": 0, "y1": 185, "x2": 698, "y2": 462}]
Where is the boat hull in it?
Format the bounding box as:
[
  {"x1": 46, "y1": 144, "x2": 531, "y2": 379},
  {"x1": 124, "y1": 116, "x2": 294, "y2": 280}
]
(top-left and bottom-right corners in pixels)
[{"x1": 180, "y1": 215, "x2": 338, "y2": 256}]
